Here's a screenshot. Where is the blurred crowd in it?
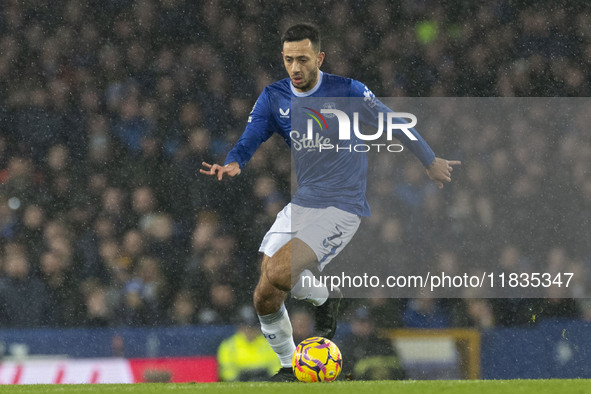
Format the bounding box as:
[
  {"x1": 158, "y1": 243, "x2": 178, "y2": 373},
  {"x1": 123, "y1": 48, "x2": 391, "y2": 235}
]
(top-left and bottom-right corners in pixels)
[{"x1": 0, "y1": 0, "x2": 590, "y2": 330}]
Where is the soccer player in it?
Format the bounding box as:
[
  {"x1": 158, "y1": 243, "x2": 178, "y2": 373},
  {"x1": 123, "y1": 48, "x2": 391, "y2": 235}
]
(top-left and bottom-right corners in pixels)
[{"x1": 201, "y1": 23, "x2": 460, "y2": 381}]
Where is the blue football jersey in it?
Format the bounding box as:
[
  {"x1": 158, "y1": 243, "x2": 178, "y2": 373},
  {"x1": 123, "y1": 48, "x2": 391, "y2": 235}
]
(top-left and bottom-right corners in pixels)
[{"x1": 225, "y1": 71, "x2": 435, "y2": 217}]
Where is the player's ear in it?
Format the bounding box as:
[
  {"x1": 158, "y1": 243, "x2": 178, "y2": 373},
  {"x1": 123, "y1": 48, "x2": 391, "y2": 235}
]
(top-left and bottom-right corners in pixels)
[{"x1": 317, "y1": 51, "x2": 325, "y2": 67}]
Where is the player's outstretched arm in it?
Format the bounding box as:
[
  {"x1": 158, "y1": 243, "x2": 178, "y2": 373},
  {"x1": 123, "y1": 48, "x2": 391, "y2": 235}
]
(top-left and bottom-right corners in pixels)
[
  {"x1": 200, "y1": 161, "x2": 241, "y2": 181},
  {"x1": 426, "y1": 157, "x2": 461, "y2": 189}
]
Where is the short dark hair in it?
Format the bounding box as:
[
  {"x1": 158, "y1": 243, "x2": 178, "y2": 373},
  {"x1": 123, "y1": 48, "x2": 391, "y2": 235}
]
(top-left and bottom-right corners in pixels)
[{"x1": 281, "y1": 23, "x2": 321, "y2": 52}]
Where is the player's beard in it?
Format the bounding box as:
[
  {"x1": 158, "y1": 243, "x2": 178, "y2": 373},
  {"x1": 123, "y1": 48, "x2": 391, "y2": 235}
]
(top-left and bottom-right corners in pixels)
[{"x1": 295, "y1": 68, "x2": 319, "y2": 92}]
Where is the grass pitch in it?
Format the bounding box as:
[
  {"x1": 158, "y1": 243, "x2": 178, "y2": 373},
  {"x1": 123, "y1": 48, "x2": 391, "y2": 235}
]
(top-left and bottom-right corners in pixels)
[{"x1": 0, "y1": 380, "x2": 590, "y2": 394}]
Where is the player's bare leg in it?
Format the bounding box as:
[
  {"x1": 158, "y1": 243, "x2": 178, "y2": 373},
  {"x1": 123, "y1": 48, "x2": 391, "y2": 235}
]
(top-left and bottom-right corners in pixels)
[
  {"x1": 253, "y1": 239, "x2": 318, "y2": 316},
  {"x1": 254, "y1": 238, "x2": 341, "y2": 381},
  {"x1": 253, "y1": 256, "x2": 288, "y2": 316},
  {"x1": 256, "y1": 237, "x2": 341, "y2": 354},
  {"x1": 263, "y1": 238, "x2": 317, "y2": 292},
  {"x1": 266, "y1": 238, "x2": 343, "y2": 340}
]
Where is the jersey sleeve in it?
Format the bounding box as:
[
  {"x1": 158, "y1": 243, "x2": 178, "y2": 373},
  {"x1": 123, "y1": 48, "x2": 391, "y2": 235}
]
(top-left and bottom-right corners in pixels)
[
  {"x1": 224, "y1": 88, "x2": 276, "y2": 168},
  {"x1": 350, "y1": 80, "x2": 436, "y2": 167}
]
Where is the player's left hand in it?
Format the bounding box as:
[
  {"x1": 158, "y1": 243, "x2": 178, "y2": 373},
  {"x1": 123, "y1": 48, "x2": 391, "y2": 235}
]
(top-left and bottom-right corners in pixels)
[{"x1": 426, "y1": 157, "x2": 461, "y2": 189}]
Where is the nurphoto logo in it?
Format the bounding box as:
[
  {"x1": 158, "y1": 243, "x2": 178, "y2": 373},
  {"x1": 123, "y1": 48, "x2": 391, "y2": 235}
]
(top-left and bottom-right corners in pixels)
[
  {"x1": 300, "y1": 108, "x2": 416, "y2": 153},
  {"x1": 306, "y1": 109, "x2": 417, "y2": 141}
]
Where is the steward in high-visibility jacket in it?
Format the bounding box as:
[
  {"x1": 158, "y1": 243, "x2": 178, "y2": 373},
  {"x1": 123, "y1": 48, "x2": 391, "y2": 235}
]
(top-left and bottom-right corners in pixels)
[{"x1": 217, "y1": 324, "x2": 281, "y2": 381}]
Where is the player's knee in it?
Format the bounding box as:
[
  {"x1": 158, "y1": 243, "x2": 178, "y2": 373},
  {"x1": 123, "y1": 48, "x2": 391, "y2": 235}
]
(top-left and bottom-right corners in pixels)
[
  {"x1": 265, "y1": 260, "x2": 291, "y2": 292},
  {"x1": 253, "y1": 282, "x2": 281, "y2": 315},
  {"x1": 252, "y1": 285, "x2": 266, "y2": 313}
]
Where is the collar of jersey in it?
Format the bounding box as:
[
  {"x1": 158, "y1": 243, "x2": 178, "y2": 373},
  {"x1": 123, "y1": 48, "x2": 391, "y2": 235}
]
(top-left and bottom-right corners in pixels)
[{"x1": 290, "y1": 71, "x2": 324, "y2": 97}]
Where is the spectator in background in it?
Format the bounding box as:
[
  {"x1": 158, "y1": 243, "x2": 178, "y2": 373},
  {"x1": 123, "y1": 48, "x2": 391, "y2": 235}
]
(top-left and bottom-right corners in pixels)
[
  {"x1": 167, "y1": 289, "x2": 198, "y2": 326},
  {"x1": 118, "y1": 255, "x2": 168, "y2": 326},
  {"x1": 217, "y1": 306, "x2": 281, "y2": 381},
  {"x1": 0, "y1": 243, "x2": 50, "y2": 327},
  {"x1": 39, "y1": 249, "x2": 81, "y2": 327},
  {"x1": 14, "y1": 88, "x2": 64, "y2": 165},
  {"x1": 464, "y1": 299, "x2": 495, "y2": 329},
  {"x1": 101, "y1": 186, "x2": 129, "y2": 235},
  {"x1": 174, "y1": 126, "x2": 216, "y2": 213},
  {"x1": 403, "y1": 298, "x2": 450, "y2": 329},
  {"x1": 0, "y1": 194, "x2": 19, "y2": 243},
  {"x1": 80, "y1": 278, "x2": 113, "y2": 327},
  {"x1": 118, "y1": 229, "x2": 145, "y2": 273},
  {"x1": 99, "y1": 237, "x2": 128, "y2": 287},
  {"x1": 363, "y1": 290, "x2": 405, "y2": 329},
  {"x1": 117, "y1": 125, "x2": 182, "y2": 215},
  {"x1": 201, "y1": 282, "x2": 238, "y2": 325},
  {"x1": 140, "y1": 212, "x2": 183, "y2": 285},
  {"x1": 534, "y1": 284, "x2": 580, "y2": 323},
  {"x1": 252, "y1": 175, "x2": 286, "y2": 224},
  {"x1": 75, "y1": 214, "x2": 115, "y2": 281},
  {"x1": 290, "y1": 305, "x2": 315, "y2": 345},
  {"x1": 130, "y1": 185, "x2": 158, "y2": 229},
  {"x1": 181, "y1": 213, "x2": 241, "y2": 307},
  {"x1": 166, "y1": 101, "x2": 202, "y2": 158},
  {"x1": 341, "y1": 307, "x2": 405, "y2": 380},
  {"x1": 1, "y1": 156, "x2": 37, "y2": 210},
  {"x1": 85, "y1": 115, "x2": 116, "y2": 179},
  {"x1": 189, "y1": 211, "x2": 221, "y2": 258},
  {"x1": 111, "y1": 89, "x2": 154, "y2": 156},
  {"x1": 19, "y1": 203, "x2": 46, "y2": 265}
]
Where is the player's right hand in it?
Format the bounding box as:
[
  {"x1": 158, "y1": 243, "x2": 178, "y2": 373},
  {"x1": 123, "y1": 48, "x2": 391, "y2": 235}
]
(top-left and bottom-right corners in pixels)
[{"x1": 200, "y1": 161, "x2": 241, "y2": 180}]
